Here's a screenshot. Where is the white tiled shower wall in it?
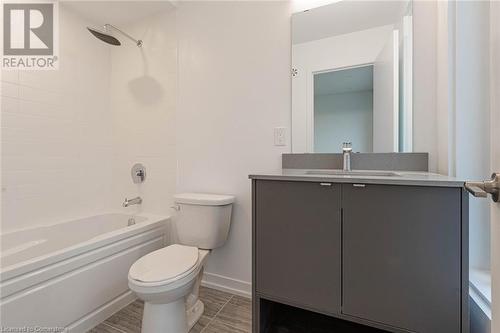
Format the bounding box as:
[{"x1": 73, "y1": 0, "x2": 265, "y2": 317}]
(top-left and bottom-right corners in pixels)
[
  {"x1": 1, "y1": 6, "x2": 113, "y2": 232},
  {"x1": 1, "y1": 5, "x2": 177, "y2": 232}
]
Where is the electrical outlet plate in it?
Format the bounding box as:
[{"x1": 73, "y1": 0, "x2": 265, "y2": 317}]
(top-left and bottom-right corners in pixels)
[{"x1": 274, "y1": 127, "x2": 286, "y2": 146}]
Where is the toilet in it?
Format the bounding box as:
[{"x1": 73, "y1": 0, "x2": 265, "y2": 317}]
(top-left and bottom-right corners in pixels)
[{"x1": 128, "y1": 193, "x2": 235, "y2": 333}]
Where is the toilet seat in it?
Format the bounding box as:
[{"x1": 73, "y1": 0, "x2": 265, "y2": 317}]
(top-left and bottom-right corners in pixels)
[{"x1": 129, "y1": 244, "x2": 199, "y2": 286}]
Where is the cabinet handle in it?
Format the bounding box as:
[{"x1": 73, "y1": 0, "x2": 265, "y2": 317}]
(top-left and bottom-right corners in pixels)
[
  {"x1": 353, "y1": 184, "x2": 366, "y2": 188},
  {"x1": 319, "y1": 183, "x2": 332, "y2": 186}
]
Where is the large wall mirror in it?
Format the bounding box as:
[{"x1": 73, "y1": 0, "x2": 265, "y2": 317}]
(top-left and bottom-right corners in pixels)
[{"x1": 292, "y1": 1, "x2": 413, "y2": 153}]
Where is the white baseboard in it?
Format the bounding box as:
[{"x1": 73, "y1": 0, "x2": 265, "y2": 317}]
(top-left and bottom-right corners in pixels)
[
  {"x1": 67, "y1": 291, "x2": 137, "y2": 333},
  {"x1": 201, "y1": 272, "x2": 252, "y2": 298}
]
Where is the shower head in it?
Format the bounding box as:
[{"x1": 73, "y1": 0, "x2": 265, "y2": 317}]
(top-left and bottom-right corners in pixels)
[
  {"x1": 87, "y1": 27, "x2": 121, "y2": 45},
  {"x1": 87, "y1": 24, "x2": 143, "y2": 47}
]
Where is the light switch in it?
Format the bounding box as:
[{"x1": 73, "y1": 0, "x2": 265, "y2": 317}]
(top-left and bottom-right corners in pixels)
[{"x1": 274, "y1": 127, "x2": 287, "y2": 146}]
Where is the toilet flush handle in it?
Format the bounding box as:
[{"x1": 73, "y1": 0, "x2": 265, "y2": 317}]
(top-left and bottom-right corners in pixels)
[{"x1": 170, "y1": 205, "x2": 180, "y2": 211}]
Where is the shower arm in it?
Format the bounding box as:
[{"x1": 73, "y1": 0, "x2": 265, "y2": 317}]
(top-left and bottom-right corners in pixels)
[{"x1": 104, "y1": 24, "x2": 143, "y2": 47}]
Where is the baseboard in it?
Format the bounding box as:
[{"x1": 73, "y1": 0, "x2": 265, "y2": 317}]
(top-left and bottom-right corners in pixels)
[
  {"x1": 67, "y1": 290, "x2": 137, "y2": 332},
  {"x1": 202, "y1": 272, "x2": 252, "y2": 298}
]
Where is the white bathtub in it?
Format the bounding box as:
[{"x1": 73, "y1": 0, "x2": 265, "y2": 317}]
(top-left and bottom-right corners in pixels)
[{"x1": 0, "y1": 213, "x2": 169, "y2": 332}]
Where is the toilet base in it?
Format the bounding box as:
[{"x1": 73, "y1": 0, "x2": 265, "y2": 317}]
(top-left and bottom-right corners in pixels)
[
  {"x1": 142, "y1": 298, "x2": 187, "y2": 333},
  {"x1": 187, "y1": 299, "x2": 204, "y2": 331},
  {"x1": 140, "y1": 298, "x2": 204, "y2": 333}
]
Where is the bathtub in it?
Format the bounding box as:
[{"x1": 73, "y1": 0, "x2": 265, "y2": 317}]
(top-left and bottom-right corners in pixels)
[{"x1": 0, "y1": 213, "x2": 169, "y2": 332}]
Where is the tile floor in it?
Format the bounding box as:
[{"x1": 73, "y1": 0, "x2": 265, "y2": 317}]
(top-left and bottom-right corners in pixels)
[{"x1": 88, "y1": 287, "x2": 251, "y2": 333}]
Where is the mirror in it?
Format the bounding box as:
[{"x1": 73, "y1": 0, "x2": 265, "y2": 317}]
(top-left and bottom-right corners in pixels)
[{"x1": 292, "y1": 0, "x2": 413, "y2": 153}]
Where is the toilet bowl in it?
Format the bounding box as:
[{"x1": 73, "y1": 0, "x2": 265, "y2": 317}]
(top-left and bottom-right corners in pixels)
[{"x1": 128, "y1": 193, "x2": 234, "y2": 333}]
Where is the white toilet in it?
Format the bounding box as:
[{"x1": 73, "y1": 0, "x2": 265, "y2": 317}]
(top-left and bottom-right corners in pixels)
[{"x1": 128, "y1": 193, "x2": 235, "y2": 333}]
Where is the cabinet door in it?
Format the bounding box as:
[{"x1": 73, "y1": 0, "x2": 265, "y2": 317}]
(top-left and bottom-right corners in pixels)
[
  {"x1": 342, "y1": 184, "x2": 462, "y2": 333},
  {"x1": 255, "y1": 180, "x2": 341, "y2": 315}
]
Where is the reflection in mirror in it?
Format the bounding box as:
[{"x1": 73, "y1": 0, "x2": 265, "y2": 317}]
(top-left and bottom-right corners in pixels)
[
  {"x1": 292, "y1": 0, "x2": 413, "y2": 153},
  {"x1": 314, "y1": 65, "x2": 373, "y2": 153}
]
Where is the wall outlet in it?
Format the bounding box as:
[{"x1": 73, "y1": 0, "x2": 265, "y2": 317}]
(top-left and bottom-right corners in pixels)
[{"x1": 274, "y1": 127, "x2": 287, "y2": 146}]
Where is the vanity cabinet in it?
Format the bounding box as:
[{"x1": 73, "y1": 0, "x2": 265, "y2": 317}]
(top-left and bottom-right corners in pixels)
[
  {"x1": 252, "y1": 179, "x2": 468, "y2": 333},
  {"x1": 255, "y1": 180, "x2": 341, "y2": 315}
]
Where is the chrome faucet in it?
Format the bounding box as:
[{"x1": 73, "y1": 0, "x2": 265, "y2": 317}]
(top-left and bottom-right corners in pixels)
[
  {"x1": 342, "y1": 142, "x2": 353, "y2": 172},
  {"x1": 123, "y1": 196, "x2": 142, "y2": 207}
]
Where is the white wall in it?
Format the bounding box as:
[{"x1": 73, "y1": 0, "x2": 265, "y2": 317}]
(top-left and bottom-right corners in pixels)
[
  {"x1": 490, "y1": 1, "x2": 500, "y2": 330},
  {"x1": 433, "y1": 0, "x2": 492, "y2": 273},
  {"x1": 415, "y1": 0, "x2": 494, "y2": 277},
  {"x1": 435, "y1": 0, "x2": 454, "y2": 176},
  {"x1": 176, "y1": 1, "x2": 291, "y2": 295},
  {"x1": 490, "y1": 1, "x2": 500, "y2": 331},
  {"x1": 109, "y1": 10, "x2": 177, "y2": 217},
  {"x1": 455, "y1": 0, "x2": 491, "y2": 272},
  {"x1": 314, "y1": 91, "x2": 373, "y2": 153},
  {"x1": 1, "y1": 5, "x2": 113, "y2": 232},
  {"x1": 413, "y1": 0, "x2": 438, "y2": 172},
  {"x1": 373, "y1": 30, "x2": 399, "y2": 153},
  {"x1": 292, "y1": 25, "x2": 393, "y2": 152}
]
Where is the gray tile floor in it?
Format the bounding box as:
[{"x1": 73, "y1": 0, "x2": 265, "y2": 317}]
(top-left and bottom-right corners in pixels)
[{"x1": 88, "y1": 287, "x2": 251, "y2": 333}]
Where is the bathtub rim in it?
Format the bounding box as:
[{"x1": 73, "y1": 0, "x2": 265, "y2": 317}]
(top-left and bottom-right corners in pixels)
[{"x1": 0, "y1": 213, "x2": 170, "y2": 281}]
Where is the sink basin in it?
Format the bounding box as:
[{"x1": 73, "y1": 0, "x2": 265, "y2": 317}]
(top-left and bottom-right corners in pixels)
[{"x1": 305, "y1": 170, "x2": 400, "y2": 177}]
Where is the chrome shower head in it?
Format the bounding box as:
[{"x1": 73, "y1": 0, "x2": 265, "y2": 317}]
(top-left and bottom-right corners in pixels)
[{"x1": 87, "y1": 24, "x2": 143, "y2": 47}]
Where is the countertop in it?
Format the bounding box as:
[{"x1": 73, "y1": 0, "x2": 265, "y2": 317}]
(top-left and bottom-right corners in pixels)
[{"x1": 249, "y1": 169, "x2": 465, "y2": 188}]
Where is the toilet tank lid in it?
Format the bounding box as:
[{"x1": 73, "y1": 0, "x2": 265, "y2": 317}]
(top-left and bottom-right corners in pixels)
[{"x1": 174, "y1": 193, "x2": 235, "y2": 206}]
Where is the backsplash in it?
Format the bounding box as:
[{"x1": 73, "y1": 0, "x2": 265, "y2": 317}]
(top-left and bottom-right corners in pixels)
[{"x1": 282, "y1": 153, "x2": 429, "y2": 172}]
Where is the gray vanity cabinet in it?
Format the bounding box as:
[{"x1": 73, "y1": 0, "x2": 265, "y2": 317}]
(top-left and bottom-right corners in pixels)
[
  {"x1": 341, "y1": 184, "x2": 463, "y2": 333},
  {"x1": 255, "y1": 180, "x2": 342, "y2": 315},
  {"x1": 253, "y1": 178, "x2": 468, "y2": 333}
]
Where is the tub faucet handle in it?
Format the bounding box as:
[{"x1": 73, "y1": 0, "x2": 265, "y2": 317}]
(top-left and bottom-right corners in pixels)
[
  {"x1": 136, "y1": 169, "x2": 145, "y2": 182},
  {"x1": 131, "y1": 163, "x2": 146, "y2": 184}
]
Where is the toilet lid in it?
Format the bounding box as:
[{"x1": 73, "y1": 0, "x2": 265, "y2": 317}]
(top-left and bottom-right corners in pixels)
[{"x1": 129, "y1": 244, "x2": 199, "y2": 283}]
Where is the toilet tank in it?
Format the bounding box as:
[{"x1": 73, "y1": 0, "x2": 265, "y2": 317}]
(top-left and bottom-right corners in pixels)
[{"x1": 174, "y1": 193, "x2": 235, "y2": 249}]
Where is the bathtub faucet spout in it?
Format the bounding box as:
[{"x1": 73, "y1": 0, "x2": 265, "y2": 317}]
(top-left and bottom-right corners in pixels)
[{"x1": 123, "y1": 196, "x2": 142, "y2": 207}]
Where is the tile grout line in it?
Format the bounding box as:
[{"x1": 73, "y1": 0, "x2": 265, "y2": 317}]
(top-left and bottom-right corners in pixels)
[
  {"x1": 200, "y1": 295, "x2": 234, "y2": 333},
  {"x1": 100, "y1": 321, "x2": 128, "y2": 333},
  {"x1": 209, "y1": 296, "x2": 252, "y2": 333}
]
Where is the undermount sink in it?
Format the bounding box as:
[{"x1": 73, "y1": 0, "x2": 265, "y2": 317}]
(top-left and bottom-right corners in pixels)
[{"x1": 305, "y1": 170, "x2": 400, "y2": 177}]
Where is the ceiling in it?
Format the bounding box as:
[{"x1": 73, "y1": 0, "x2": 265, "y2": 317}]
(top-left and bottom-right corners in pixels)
[
  {"x1": 292, "y1": 0, "x2": 410, "y2": 44},
  {"x1": 314, "y1": 65, "x2": 373, "y2": 96},
  {"x1": 61, "y1": 1, "x2": 176, "y2": 26}
]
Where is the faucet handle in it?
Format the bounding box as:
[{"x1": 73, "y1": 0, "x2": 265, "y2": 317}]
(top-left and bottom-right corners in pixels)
[
  {"x1": 131, "y1": 163, "x2": 146, "y2": 184},
  {"x1": 136, "y1": 169, "x2": 145, "y2": 181}
]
